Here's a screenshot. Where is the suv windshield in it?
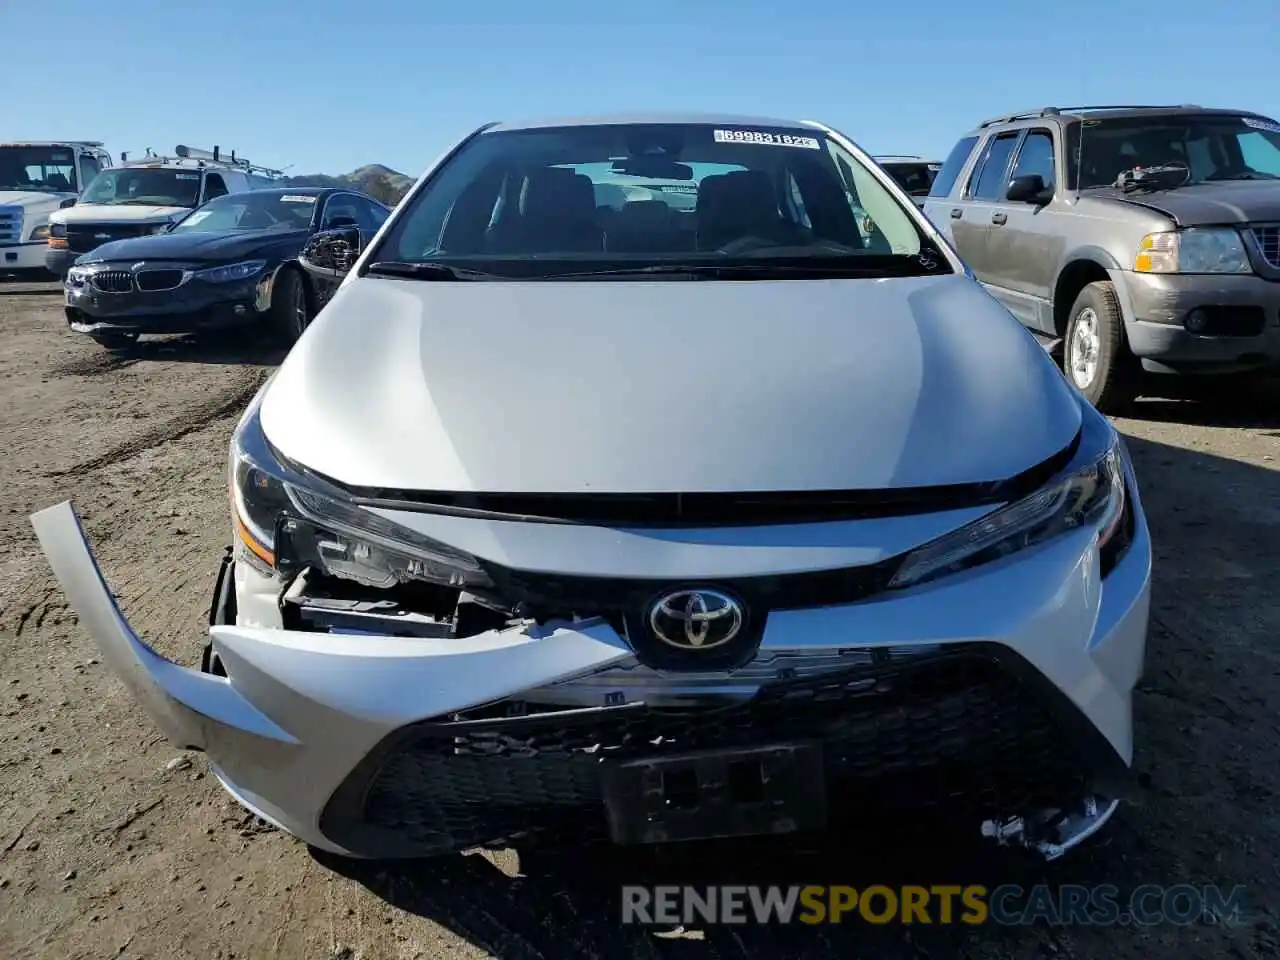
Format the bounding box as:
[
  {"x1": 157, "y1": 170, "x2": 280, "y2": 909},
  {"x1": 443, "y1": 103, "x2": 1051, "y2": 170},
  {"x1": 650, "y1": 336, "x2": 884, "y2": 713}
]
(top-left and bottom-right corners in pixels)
[
  {"x1": 171, "y1": 191, "x2": 318, "y2": 233},
  {"x1": 374, "y1": 122, "x2": 941, "y2": 278},
  {"x1": 879, "y1": 161, "x2": 938, "y2": 196},
  {"x1": 1070, "y1": 114, "x2": 1280, "y2": 189},
  {"x1": 81, "y1": 167, "x2": 202, "y2": 207},
  {"x1": 0, "y1": 145, "x2": 78, "y2": 193}
]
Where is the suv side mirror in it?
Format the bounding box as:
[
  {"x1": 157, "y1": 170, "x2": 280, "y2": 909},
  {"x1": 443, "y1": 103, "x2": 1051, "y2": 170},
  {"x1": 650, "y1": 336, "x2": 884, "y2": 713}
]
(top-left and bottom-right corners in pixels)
[
  {"x1": 298, "y1": 226, "x2": 362, "y2": 279},
  {"x1": 59, "y1": 197, "x2": 77, "y2": 209},
  {"x1": 1006, "y1": 174, "x2": 1051, "y2": 205}
]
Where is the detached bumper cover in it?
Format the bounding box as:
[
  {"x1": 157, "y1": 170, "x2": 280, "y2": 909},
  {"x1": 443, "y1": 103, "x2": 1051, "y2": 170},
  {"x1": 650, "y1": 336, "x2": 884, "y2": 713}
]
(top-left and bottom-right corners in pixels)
[
  {"x1": 64, "y1": 271, "x2": 270, "y2": 334},
  {"x1": 31, "y1": 496, "x2": 1151, "y2": 858}
]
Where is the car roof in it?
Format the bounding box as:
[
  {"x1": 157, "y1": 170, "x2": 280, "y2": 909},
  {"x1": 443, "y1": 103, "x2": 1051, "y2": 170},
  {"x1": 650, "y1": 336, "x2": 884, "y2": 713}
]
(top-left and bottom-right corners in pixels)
[
  {"x1": 236, "y1": 186, "x2": 329, "y2": 197},
  {"x1": 971, "y1": 104, "x2": 1273, "y2": 132},
  {"x1": 485, "y1": 112, "x2": 816, "y2": 133}
]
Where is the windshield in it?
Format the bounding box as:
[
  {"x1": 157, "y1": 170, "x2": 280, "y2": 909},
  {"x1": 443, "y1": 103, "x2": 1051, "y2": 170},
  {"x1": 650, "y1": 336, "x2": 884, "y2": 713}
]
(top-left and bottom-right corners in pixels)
[
  {"x1": 1070, "y1": 114, "x2": 1280, "y2": 189},
  {"x1": 373, "y1": 122, "x2": 939, "y2": 278},
  {"x1": 171, "y1": 191, "x2": 318, "y2": 233},
  {"x1": 880, "y1": 162, "x2": 939, "y2": 196},
  {"x1": 81, "y1": 167, "x2": 202, "y2": 207},
  {"x1": 0, "y1": 145, "x2": 77, "y2": 193}
]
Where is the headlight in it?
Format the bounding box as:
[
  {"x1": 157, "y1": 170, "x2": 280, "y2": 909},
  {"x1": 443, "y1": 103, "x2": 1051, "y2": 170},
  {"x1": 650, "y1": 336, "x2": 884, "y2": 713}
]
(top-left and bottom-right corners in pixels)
[
  {"x1": 888, "y1": 412, "x2": 1131, "y2": 590},
  {"x1": 66, "y1": 265, "x2": 91, "y2": 286},
  {"x1": 50, "y1": 222, "x2": 66, "y2": 239},
  {"x1": 29, "y1": 224, "x2": 51, "y2": 242},
  {"x1": 197, "y1": 259, "x2": 266, "y2": 284},
  {"x1": 229, "y1": 392, "x2": 493, "y2": 592},
  {"x1": 1134, "y1": 229, "x2": 1251, "y2": 274}
]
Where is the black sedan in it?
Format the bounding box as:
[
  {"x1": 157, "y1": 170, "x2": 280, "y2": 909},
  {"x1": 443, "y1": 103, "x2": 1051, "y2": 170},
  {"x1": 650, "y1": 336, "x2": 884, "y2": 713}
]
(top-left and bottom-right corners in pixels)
[{"x1": 63, "y1": 187, "x2": 390, "y2": 349}]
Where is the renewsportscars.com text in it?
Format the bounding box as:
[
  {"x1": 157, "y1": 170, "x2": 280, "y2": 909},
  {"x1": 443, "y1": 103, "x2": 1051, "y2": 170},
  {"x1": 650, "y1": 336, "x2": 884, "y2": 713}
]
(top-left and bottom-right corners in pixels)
[{"x1": 621, "y1": 884, "x2": 1249, "y2": 926}]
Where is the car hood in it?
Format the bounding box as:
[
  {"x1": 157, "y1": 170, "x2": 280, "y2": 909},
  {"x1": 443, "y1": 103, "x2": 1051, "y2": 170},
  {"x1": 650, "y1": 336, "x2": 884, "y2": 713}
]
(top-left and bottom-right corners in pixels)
[
  {"x1": 0, "y1": 190, "x2": 69, "y2": 210},
  {"x1": 85, "y1": 227, "x2": 308, "y2": 263},
  {"x1": 260, "y1": 273, "x2": 1083, "y2": 494},
  {"x1": 54, "y1": 203, "x2": 191, "y2": 225},
  {"x1": 1089, "y1": 180, "x2": 1280, "y2": 226}
]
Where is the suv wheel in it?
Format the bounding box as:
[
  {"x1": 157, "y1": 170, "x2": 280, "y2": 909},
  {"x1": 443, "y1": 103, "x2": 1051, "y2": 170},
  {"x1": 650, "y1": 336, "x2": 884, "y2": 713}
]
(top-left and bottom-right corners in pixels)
[{"x1": 1064, "y1": 281, "x2": 1137, "y2": 413}]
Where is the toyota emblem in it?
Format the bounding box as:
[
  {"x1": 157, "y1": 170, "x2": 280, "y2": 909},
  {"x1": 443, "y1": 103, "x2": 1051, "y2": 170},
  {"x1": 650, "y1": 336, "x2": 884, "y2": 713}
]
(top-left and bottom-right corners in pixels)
[{"x1": 648, "y1": 589, "x2": 744, "y2": 650}]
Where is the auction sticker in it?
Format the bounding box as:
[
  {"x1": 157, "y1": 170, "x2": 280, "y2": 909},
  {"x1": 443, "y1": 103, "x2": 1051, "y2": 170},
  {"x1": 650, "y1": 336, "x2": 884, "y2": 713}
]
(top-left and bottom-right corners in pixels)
[
  {"x1": 714, "y1": 129, "x2": 821, "y2": 149},
  {"x1": 280, "y1": 195, "x2": 317, "y2": 203}
]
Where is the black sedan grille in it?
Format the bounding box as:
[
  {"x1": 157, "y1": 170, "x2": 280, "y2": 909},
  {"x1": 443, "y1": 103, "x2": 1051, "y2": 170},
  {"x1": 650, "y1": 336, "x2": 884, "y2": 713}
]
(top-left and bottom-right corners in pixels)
[
  {"x1": 135, "y1": 268, "x2": 186, "y2": 292},
  {"x1": 89, "y1": 270, "x2": 134, "y2": 293},
  {"x1": 322, "y1": 651, "x2": 1092, "y2": 856}
]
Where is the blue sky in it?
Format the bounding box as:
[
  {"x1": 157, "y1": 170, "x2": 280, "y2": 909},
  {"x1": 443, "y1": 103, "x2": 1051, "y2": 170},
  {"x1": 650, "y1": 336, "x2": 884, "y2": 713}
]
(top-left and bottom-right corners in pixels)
[{"x1": 5, "y1": 1, "x2": 1277, "y2": 178}]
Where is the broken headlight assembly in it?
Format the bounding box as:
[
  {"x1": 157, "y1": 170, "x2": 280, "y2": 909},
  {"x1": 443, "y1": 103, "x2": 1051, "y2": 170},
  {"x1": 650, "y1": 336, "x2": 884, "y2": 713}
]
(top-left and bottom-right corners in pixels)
[
  {"x1": 228, "y1": 392, "x2": 494, "y2": 595},
  {"x1": 888, "y1": 406, "x2": 1133, "y2": 590}
]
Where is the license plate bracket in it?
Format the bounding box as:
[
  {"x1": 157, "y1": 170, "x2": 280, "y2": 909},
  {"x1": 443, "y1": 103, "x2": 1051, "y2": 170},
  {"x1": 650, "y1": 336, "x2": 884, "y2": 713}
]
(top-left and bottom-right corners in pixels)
[{"x1": 600, "y1": 742, "x2": 827, "y2": 845}]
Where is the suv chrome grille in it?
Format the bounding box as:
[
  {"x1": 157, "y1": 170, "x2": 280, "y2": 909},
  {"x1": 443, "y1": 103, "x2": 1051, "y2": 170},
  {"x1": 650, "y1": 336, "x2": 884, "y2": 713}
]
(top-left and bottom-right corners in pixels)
[
  {"x1": 90, "y1": 270, "x2": 135, "y2": 293},
  {"x1": 0, "y1": 206, "x2": 22, "y2": 244},
  {"x1": 135, "y1": 268, "x2": 185, "y2": 292},
  {"x1": 1251, "y1": 225, "x2": 1280, "y2": 270}
]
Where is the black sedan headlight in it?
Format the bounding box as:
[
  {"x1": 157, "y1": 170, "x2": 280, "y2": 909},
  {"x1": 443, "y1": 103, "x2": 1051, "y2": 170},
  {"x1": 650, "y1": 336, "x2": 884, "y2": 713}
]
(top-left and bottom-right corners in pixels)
[
  {"x1": 229, "y1": 387, "x2": 493, "y2": 592},
  {"x1": 888, "y1": 403, "x2": 1133, "y2": 589}
]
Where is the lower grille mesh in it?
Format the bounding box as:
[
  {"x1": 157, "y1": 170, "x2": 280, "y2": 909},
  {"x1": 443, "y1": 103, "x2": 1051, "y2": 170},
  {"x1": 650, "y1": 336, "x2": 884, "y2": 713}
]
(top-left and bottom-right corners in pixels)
[{"x1": 329, "y1": 652, "x2": 1090, "y2": 855}]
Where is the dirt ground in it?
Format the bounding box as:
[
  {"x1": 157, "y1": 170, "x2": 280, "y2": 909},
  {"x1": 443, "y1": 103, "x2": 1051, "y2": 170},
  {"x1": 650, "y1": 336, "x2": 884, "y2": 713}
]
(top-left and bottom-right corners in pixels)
[{"x1": 0, "y1": 285, "x2": 1277, "y2": 960}]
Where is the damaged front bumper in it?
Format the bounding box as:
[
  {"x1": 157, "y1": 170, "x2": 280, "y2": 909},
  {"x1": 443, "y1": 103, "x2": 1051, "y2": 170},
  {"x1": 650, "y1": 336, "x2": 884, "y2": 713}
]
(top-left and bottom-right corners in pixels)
[{"x1": 31, "y1": 496, "x2": 1151, "y2": 860}]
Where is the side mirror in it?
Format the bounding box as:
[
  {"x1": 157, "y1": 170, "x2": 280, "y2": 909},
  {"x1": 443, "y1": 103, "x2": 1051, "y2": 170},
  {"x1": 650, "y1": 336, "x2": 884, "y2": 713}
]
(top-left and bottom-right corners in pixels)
[
  {"x1": 324, "y1": 214, "x2": 359, "y2": 229},
  {"x1": 298, "y1": 226, "x2": 362, "y2": 279},
  {"x1": 59, "y1": 197, "x2": 77, "y2": 209},
  {"x1": 1005, "y1": 174, "x2": 1051, "y2": 205}
]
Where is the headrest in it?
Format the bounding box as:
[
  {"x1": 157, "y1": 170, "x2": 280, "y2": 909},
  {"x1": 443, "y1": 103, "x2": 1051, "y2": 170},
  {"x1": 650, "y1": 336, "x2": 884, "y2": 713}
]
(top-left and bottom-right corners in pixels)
[
  {"x1": 696, "y1": 170, "x2": 778, "y2": 221},
  {"x1": 520, "y1": 168, "x2": 596, "y2": 220}
]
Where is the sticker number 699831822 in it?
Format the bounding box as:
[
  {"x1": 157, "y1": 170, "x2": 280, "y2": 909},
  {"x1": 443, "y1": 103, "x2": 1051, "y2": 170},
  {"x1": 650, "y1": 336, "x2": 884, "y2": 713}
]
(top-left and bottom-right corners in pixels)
[{"x1": 713, "y1": 129, "x2": 822, "y2": 149}]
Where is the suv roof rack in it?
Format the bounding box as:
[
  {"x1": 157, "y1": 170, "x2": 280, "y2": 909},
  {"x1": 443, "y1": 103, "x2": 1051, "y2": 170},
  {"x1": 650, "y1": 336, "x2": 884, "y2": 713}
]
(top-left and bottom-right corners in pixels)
[
  {"x1": 116, "y1": 145, "x2": 284, "y2": 179},
  {"x1": 978, "y1": 104, "x2": 1205, "y2": 128}
]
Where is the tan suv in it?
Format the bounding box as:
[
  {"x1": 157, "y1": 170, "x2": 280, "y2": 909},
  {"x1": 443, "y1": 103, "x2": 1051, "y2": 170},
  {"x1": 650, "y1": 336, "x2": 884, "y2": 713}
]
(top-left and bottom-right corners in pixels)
[{"x1": 924, "y1": 105, "x2": 1280, "y2": 412}]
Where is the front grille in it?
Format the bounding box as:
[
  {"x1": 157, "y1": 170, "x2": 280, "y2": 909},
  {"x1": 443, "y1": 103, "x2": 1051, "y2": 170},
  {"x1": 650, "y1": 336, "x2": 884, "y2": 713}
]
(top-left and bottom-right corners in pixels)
[
  {"x1": 325, "y1": 651, "x2": 1091, "y2": 855},
  {"x1": 135, "y1": 268, "x2": 185, "y2": 292},
  {"x1": 89, "y1": 270, "x2": 134, "y2": 293},
  {"x1": 66, "y1": 222, "x2": 151, "y2": 253},
  {"x1": 0, "y1": 206, "x2": 21, "y2": 244},
  {"x1": 1252, "y1": 225, "x2": 1280, "y2": 270}
]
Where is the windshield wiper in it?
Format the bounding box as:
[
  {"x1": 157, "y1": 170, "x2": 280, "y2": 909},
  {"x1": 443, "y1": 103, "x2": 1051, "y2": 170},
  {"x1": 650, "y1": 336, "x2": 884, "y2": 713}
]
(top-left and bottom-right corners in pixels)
[{"x1": 364, "y1": 260, "x2": 498, "y2": 281}]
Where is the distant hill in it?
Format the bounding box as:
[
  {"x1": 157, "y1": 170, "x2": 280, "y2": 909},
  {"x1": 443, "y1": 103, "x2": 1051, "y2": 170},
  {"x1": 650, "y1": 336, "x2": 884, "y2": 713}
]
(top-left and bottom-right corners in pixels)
[{"x1": 284, "y1": 163, "x2": 414, "y2": 206}]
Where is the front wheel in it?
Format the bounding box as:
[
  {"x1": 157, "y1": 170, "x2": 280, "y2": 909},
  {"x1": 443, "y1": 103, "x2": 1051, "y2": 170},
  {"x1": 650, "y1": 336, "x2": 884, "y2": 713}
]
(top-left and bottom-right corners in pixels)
[
  {"x1": 88, "y1": 331, "x2": 139, "y2": 351},
  {"x1": 270, "y1": 268, "x2": 311, "y2": 344},
  {"x1": 1063, "y1": 281, "x2": 1138, "y2": 413}
]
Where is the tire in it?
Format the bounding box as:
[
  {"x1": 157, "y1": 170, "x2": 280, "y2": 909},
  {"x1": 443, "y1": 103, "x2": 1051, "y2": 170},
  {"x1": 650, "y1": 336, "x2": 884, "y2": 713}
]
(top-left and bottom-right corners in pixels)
[
  {"x1": 88, "y1": 331, "x2": 138, "y2": 351},
  {"x1": 270, "y1": 268, "x2": 311, "y2": 344},
  {"x1": 1062, "y1": 281, "x2": 1138, "y2": 413}
]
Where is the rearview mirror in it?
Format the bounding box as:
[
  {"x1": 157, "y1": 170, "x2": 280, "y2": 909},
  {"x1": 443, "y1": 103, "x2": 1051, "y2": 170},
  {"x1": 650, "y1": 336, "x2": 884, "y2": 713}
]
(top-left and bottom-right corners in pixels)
[
  {"x1": 59, "y1": 197, "x2": 77, "y2": 209},
  {"x1": 298, "y1": 226, "x2": 362, "y2": 279},
  {"x1": 1005, "y1": 174, "x2": 1051, "y2": 205}
]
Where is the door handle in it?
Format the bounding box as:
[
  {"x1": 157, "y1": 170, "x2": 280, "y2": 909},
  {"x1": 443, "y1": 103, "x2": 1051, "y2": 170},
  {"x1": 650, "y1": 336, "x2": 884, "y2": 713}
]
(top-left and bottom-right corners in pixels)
[
  {"x1": 950, "y1": 208, "x2": 962, "y2": 219},
  {"x1": 992, "y1": 212, "x2": 1008, "y2": 225}
]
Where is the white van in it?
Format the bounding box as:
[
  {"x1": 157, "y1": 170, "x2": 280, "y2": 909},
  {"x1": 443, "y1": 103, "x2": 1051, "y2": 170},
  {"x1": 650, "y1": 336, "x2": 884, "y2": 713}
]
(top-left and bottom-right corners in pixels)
[{"x1": 45, "y1": 145, "x2": 283, "y2": 277}]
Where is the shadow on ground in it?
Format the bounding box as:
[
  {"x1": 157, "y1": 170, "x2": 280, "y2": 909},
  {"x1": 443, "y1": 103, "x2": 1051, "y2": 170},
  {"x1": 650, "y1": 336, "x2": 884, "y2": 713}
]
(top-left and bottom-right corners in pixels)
[
  {"x1": 312, "y1": 394, "x2": 1279, "y2": 960},
  {"x1": 66, "y1": 331, "x2": 290, "y2": 370}
]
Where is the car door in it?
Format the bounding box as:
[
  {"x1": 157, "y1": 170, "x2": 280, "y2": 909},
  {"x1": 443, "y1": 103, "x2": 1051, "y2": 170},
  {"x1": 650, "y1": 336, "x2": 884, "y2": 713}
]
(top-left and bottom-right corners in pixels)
[
  {"x1": 310, "y1": 193, "x2": 365, "y2": 308},
  {"x1": 950, "y1": 130, "x2": 1021, "y2": 288},
  {"x1": 983, "y1": 128, "x2": 1065, "y2": 334},
  {"x1": 922, "y1": 135, "x2": 979, "y2": 251}
]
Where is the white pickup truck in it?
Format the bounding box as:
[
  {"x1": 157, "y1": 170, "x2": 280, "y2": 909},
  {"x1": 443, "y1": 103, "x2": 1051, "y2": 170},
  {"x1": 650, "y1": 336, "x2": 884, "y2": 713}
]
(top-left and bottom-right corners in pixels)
[
  {"x1": 0, "y1": 141, "x2": 113, "y2": 276},
  {"x1": 45, "y1": 145, "x2": 284, "y2": 278}
]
